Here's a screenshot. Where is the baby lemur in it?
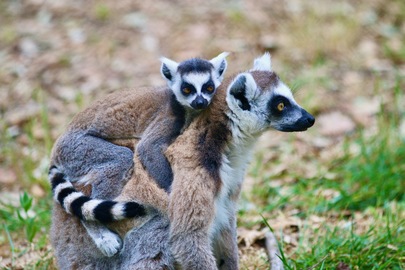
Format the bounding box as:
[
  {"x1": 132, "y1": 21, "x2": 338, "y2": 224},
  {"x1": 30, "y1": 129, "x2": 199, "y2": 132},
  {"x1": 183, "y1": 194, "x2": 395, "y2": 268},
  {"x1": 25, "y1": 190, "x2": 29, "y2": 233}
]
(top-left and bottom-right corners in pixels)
[
  {"x1": 50, "y1": 53, "x2": 315, "y2": 270},
  {"x1": 49, "y1": 52, "x2": 229, "y2": 256}
]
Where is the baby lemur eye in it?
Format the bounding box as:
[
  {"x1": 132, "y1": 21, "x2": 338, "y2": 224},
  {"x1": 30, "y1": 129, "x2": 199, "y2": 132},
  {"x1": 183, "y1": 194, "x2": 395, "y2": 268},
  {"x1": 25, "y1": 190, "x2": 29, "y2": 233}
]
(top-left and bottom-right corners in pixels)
[
  {"x1": 180, "y1": 82, "x2": 196, "y2": 96},
  {"x1": 202, "y1": 80, "x2": 215, "y2": 94},
  {"x1": 277, "y1": 102, "x2": 285, "y2": 111},
  {"x1": 182, "y1": 88, "x2": 191, "y2": 95}
]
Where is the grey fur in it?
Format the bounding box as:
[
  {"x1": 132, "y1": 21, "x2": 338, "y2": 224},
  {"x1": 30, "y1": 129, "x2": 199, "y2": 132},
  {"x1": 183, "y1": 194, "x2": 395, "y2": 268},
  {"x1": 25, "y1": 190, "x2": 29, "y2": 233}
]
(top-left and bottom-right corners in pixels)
[
  {"x1": 53, "y1": 130, "x2": 133, "y2": 199},
  {"x1": 51, "y1": 157, "x2": 173, "y2": 268}
]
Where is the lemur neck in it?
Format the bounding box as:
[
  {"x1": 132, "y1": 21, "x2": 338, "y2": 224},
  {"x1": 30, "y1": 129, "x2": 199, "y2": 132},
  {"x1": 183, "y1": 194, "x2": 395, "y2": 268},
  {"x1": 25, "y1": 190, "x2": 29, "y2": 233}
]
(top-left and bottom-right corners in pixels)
[
  {"x1": 183, "y1": 107, "x2": 202, "y2": 131},
  {"x1": 229, "y1": 135, "x2": 257, "y2": 166}
]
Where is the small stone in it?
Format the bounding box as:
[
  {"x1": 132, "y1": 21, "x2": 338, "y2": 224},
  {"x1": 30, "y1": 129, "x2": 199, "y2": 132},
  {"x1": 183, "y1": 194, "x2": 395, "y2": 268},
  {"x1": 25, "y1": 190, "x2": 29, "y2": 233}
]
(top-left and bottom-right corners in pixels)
[
  {"x1": 0, "y1": 168, "x2": 17, "y2": 185},
  {"x1": 121, "y1": 13, "x2": 147, "y2": 29},
  {"x1": 19, "y1": 38, "x2": 39, "y2": 58},
  {"x1": 68, "y1": 28, "x2": 86, "y2": 44},
  {"x1": 30, "y1": 184, "x2": 45, "y2": 197}
]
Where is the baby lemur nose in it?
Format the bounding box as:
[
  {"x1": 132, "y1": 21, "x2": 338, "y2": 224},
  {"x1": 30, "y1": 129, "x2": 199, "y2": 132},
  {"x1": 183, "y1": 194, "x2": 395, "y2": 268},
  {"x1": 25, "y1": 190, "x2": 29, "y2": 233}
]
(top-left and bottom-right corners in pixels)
[{"x1": 192, "y1": 96, "x2": 208, "y2": 109}]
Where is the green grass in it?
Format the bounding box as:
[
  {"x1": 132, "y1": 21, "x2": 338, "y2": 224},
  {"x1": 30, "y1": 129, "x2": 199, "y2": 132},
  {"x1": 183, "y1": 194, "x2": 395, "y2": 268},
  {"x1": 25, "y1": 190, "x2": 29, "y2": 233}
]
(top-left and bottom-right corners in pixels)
[
  {"x1": 332, "y1": 133, "x2": 405, "y2": 210},
  {"x1": 285, "y1": 202, "x2": 405, "y2": 269},
  {"x1": 263, "y1": 202, "x2": 405, "y2": 269},
  {"x1": 253, "y1": 146, "x2": 405, "y2": 269},
  {"x1": 281, "y1": 118, "x2": 405, "y2": 214},
  {"x1": 0, "y1": 87, "x2": 54, "y2": 269},
  {"x1": 94, "y1": 3, "x2": 111, "y2": 21},
  {"x1": 0, "y1": 192, "x2": 51, "y2": 244},
  {"x1": 0, "y1": 192, "x2": 53, "y2": 269}
]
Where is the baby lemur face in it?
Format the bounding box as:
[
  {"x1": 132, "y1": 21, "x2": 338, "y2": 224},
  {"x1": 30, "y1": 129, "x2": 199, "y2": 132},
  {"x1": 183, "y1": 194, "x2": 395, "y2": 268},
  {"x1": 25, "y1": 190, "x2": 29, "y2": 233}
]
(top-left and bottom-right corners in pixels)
[
  {"x1": 226, "y1": 53, "x2": 315, "y2": 134},
  {"x1": 161, "y1": 52, "x2": 229, "y2": 110}
]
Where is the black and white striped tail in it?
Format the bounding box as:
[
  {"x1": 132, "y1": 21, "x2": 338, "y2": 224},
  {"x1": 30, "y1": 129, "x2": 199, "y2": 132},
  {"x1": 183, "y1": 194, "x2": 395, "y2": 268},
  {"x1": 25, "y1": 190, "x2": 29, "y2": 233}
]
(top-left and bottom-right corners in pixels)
[{"x1": 48, "y1": 166, "x2": 146, "y2": 223}]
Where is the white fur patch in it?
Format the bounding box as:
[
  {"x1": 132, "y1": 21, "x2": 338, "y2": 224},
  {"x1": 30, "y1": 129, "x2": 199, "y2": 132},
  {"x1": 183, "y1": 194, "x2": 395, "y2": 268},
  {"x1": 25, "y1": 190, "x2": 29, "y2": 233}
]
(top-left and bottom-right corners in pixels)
[
  {"x1": 245, "y1": 73, "x2": 260, "y2": 99},
  {"x1": 81, "y1": 199, "x2": 103, "y2": 220},
  {"x1": 253, "y1": 52, "x2": 272, "y2": 71},
  {"x1": 210, "y1": 141, "x2": 257, "y2": 239},
  {"x1": 48, "y1": 167, "x2": 58, "y2": 179},
  {"x1": 273, "y1": 82, "x2": 297, "y2": 105},
  {"x1": 110, "y1": 204, "x2": 125, "y2": 219},
  {"x1": 209, "y1": 52, "x2": 229, "y2": 81},
  {"x1": 62, "y1": 192, "x2": 83, "y2": 214},
  {"x1": 227, "y1": 73, "x2": 257, "y2": 99},
  {"x1": 210, "y1": 156, "x2": 233, "y2": 237},
  {"x1": 77, "y1": 172, "x2": 96, "y2": 185},
  {"x1": 183, "y1": 73, "x2": 211, "y2": 95},
  {"x1": 210, "y1": 52, "x2": 229, "y2": 67},
  {"x1": 226, "y1": 73, "x2": 271, "y2": 133},
  {"x1": 160, "y1": 57, "x2": 179, "y2": 82},
  {"x1": 82, "y1": 222, "x2": 123, "y2": 257},
  {"x1": 53, "y1": 182, "x2": 73, "y2": 201}
]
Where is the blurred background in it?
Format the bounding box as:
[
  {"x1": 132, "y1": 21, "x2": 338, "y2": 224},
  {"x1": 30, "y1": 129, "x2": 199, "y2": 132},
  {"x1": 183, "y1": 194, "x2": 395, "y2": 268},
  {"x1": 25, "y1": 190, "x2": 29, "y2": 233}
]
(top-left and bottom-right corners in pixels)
[{"x1": 0, "y1": 0, "x2": 404, "y2": 269}]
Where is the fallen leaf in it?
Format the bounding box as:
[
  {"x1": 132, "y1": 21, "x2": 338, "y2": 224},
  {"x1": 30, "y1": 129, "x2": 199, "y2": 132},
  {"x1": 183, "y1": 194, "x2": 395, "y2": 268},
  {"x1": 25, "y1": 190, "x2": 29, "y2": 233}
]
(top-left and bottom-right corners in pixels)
[
  {"x1": 237, "y1": 227, "x2": 266, "y2": 247},
  {"x1": 387, "y1": 244, "x2": 398, "y2": 251}
]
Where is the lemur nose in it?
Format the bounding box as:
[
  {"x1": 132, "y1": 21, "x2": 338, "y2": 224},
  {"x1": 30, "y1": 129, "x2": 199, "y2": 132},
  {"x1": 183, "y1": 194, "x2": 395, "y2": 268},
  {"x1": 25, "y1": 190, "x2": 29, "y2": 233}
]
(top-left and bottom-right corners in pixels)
[{"x1": 307, "y1": 115, "x2": 315, "y2": 126}]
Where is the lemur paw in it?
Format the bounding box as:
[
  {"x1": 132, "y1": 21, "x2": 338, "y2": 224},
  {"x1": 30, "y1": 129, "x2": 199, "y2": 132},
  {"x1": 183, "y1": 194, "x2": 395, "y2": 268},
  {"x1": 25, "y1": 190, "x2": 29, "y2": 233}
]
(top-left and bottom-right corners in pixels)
[{"x1": 94, "y1": 231, "x2": 123, "y2": 257}]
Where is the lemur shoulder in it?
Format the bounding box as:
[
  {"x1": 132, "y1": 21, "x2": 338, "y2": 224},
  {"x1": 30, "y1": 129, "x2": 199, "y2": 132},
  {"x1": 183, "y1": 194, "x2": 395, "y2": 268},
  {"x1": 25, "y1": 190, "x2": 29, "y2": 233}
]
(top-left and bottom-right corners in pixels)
[
  {"x1": 49, "y1": 52, "x2": 229, "y2": 256},
  {"x1": 50, "y1": 53, "x2": 315, "y2": 270}
]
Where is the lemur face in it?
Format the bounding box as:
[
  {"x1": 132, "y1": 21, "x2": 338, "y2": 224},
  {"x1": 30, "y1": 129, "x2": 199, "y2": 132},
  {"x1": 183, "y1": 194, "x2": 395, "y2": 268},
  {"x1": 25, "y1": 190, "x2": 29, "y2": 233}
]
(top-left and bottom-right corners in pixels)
[
  {"x1": 266, "y1": 81, "x2": 315, "y2": 132},
  {"x1": 226, "y1": 53, "x2": 315, "y2": 134},
  {"x1": 161, "y1": 52, "x2": 229, "y2": 110}
]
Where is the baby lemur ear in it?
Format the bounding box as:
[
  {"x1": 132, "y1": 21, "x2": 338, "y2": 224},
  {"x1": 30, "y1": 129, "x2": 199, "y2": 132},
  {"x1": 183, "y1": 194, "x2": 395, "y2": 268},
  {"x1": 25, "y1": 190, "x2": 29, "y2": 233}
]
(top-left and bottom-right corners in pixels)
[
  {"x1": 228, "y1": 73, "x2": 257, "y2": 111},
  {"x1": 252, "y1": 52, "x2": 272, "y2": 71},
  {"x1": 160, "y1": 57, "x2": 179, "y2": 84},
  {"x1": 209, "y1": 52, "x2": 230, "y2": 82}
]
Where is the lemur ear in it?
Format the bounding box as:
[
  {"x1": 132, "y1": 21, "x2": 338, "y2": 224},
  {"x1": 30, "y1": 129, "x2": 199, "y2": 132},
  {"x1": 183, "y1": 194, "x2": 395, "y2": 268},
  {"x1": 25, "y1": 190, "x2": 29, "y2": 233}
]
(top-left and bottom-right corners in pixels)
[
  {"x1": 210, "y1": 52, "x2": 229, "y2": 82},
  {"x1": 228, "y1": 73, "x2": 257, "y2": 111},
  {"x1": 160, "y1": 57, "x2": 179, "y2": 83},
  {"x1": 253, "y1": 52, "x2": 272, "y2": 71}
]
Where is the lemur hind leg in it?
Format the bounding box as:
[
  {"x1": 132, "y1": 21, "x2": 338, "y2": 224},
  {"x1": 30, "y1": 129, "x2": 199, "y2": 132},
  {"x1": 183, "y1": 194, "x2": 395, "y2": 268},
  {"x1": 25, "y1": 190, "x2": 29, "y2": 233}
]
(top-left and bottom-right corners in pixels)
[
  {"x1": 52, "y1": 130, "x2": 134, "y2": 197},
  {"x1": 52, "y1": 131, "x2": 135, "y2": 257},
  {"x1": 117, "y1": 215, "x2": 175, "y2": 270}
]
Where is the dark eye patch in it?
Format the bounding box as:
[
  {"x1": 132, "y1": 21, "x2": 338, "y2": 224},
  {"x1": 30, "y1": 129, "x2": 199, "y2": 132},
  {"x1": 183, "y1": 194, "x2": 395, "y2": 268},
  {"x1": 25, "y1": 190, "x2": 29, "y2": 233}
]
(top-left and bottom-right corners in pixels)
[
  {"x1": 268, "y1": 95, "x2": 290, "y2": 115},
  {"x1": 202, "y1": 79, "x2": 215, "y2": 95},
  {"x1": 181, "y1": 82, "x2": 196, "y2": 96}
]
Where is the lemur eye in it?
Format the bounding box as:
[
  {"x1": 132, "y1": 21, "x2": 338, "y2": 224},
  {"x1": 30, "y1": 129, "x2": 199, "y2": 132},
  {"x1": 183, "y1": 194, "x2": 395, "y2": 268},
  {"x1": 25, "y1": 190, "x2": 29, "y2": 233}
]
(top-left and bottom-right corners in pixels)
[
  {"x1": 277, "y1": 102, "x2": 285, "y2": 111},
  {"x1": 207, "y1": 86, "x2": 214, "y2": 92},
  {"x1": 182, "y1": 87, "x2": 191, "y2": 95}
]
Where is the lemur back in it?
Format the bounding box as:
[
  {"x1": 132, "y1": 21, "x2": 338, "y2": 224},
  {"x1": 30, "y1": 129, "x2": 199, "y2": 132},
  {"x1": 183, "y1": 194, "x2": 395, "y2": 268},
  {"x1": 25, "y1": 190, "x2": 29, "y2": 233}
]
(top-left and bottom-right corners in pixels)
[
  {"x1": 51, "y1": 53, "x2": 315, "y2": 269},
  {"x1": 49, "y1": 53, "x2": 229, "y2": 256}
]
